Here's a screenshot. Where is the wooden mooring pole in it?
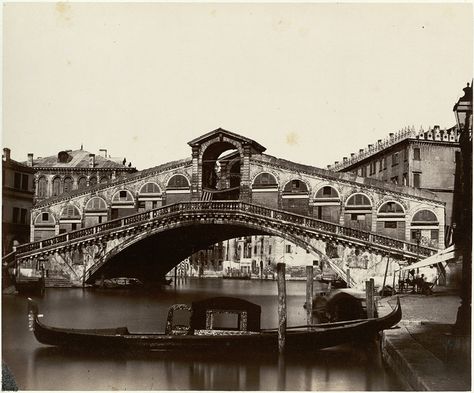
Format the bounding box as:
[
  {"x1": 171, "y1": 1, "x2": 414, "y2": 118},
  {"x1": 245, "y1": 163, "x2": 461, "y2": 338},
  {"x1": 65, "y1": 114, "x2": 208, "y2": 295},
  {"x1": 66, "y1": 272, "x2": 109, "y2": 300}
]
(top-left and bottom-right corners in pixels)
[
  {"x1": 277, "y1": 263, "x2": 287, "y2": 353},
  {"x1": 381, "y1": 256, "x2": 390, "y2": 297},
  {"x1": 365, "y1": 278, "x2": 375, "y2": 318},
  {"x1": 306, "y1": 265, "x2": 313, "y2": 326}
]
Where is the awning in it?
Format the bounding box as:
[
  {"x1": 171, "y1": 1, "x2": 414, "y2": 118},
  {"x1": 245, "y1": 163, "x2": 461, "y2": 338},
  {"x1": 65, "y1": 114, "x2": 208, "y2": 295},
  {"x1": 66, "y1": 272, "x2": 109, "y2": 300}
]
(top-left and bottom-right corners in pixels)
[{"x1": 399, "y1": 245, "x2": 456, "y2": 271}]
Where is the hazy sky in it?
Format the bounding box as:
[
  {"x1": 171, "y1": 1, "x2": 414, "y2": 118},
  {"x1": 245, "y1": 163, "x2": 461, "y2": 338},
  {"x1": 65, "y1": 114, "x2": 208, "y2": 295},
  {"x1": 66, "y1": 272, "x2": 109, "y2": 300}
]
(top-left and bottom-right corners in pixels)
[{"x1": 3, "y1": 3, "x2": 473, "y2": 170}]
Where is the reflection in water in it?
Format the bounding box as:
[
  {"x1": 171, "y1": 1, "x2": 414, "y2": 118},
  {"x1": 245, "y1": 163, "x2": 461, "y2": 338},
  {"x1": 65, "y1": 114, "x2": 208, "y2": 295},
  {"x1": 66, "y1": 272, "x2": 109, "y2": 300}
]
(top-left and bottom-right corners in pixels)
[{"x1": 3, "y1": 279, "x2": 401, "y2": 390}]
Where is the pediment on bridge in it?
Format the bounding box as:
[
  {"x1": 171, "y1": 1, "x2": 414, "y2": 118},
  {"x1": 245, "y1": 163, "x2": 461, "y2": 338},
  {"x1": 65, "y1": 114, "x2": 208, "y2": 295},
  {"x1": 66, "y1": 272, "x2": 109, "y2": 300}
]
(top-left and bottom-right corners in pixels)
[{"x1": 188, "y1": 128, "x2": 266, "y2": 154}]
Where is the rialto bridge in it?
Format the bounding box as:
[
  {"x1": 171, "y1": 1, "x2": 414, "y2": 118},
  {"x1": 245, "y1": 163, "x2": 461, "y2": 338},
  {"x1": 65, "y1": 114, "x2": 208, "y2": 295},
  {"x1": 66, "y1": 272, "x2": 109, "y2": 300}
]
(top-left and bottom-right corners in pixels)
[{"x1": 14, "y1": 129, "x2": 444, "y2": 288}]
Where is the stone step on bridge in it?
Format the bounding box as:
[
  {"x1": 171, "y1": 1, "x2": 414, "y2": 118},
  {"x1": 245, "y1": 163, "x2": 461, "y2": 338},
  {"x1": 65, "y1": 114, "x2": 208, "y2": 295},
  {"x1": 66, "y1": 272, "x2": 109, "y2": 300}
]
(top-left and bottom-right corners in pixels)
[{"x1": 13, "y1": 201, "x2": 437, "y2": 288}]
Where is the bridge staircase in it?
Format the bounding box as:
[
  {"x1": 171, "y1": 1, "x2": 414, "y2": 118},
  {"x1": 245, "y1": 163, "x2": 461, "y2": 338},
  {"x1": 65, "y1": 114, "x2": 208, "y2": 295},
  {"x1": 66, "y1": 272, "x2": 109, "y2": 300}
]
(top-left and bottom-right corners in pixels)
[{"x1": 13, "y1": 201, "x2": 438, "y2": 288}]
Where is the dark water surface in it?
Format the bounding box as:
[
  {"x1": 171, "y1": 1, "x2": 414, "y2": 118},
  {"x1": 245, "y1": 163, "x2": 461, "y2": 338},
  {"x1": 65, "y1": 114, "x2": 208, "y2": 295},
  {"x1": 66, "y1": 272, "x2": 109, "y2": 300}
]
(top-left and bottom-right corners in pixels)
[{"x1": 3, "y1": 279, "x2": 401, "y2": 390}]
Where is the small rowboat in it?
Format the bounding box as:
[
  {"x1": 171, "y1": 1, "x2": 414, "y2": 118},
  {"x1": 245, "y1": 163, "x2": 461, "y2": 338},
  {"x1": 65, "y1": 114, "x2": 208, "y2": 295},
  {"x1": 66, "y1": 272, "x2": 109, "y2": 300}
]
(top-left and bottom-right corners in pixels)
[{"x1": 28, "y1": 296, "x2": 401, "y2": 353}]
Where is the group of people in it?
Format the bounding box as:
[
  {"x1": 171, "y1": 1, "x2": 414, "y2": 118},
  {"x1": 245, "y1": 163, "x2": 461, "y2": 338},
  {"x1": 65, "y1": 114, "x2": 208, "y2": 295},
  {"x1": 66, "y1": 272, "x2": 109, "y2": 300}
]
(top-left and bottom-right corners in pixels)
[{"x1": 398, "y1": 270, "x2": 433, "y2": 295}]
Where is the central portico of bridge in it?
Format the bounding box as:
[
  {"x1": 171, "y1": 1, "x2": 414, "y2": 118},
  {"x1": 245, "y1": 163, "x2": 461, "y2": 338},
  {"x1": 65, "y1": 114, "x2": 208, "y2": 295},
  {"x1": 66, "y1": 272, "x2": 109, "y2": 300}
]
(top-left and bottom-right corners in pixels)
[{"x1": 18, "y1": 128, "x2": 445, "y2": 288}]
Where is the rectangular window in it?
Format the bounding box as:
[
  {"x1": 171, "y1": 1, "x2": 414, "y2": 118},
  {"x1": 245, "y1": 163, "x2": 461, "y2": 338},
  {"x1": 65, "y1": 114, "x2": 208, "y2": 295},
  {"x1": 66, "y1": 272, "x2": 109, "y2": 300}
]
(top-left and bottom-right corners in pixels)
[
  {"x1": 384, "y1": 221, "x2": 397, "y2": 229},
  {"x1": 414, "y1": 148, "x2": 421, "y2": 161},
  {"x1": 361, "y1": 166, "x2": 367, "y2": 177},
  {"x1": 379, "y1": 159, "x2": 383, "y2": 172},
  {"x1": 392, "y1": 153, "x2": 399, "y2": 166},
  {"x1": 403, "y1": 148, "x2": 408, "y2": 161},
  {"x1": 253, "y1": 245, "x2": 257, "y2": 255},
  {"x1": 351, "y1": 213, "x2": 366, "y2": 221},
  {"x1": 13, "y1": 207, "x2": 20, "y2": 223},
  {"x1": 14, "y1": 173, "x2": 21, "y2": 189},
  {"x1": 285, "y1": 245, "x2": 292, "y2": 253},
  {"x1": 268, "y1": 245, "x2": 272, "y2": 255},
  {"x1": 72, "y1": 223, "x2": 77, "y2": 231},
  {"x1": 119, "y1": 190, "x2": 127, "y2": 199},
  {"x1": 42, "y1": 212, "x2": 49, "y2": 221},
  {"x1": 403, "y1": 173, "x2": 408, "y2": 186},
  {"x1": 383, "y1": 157, "x2": 387, "y2": 169},
  {"x1": 413, "y1": 173, "x2": 421, "y2": 188},
  {"x1": 20, "y1": 208, "x2": 27, "y2": 224},
  {"x1": 21, "y1": 174, "x2": 29, "y2": 190},
  {"x1": 431, "y1": 229, "x2": 439, "y2": 241}
]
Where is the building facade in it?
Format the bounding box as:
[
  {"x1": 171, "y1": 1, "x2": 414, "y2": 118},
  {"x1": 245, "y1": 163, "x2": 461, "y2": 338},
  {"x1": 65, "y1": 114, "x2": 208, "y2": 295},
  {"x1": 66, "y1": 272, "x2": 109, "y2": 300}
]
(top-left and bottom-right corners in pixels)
[
  {"x1": 328, "y1": 125, "x2": 459, "y2": 244},
  {"x1": 2, "y1": 148, "x2": 35, "y2": 255},
  {"x1": 24, "y1": 147, "x2": 137, "y2": 203}
]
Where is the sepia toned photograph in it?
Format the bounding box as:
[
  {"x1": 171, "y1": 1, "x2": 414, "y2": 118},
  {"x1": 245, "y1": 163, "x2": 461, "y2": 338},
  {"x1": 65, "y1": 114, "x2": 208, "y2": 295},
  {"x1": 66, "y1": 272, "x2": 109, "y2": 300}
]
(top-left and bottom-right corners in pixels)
[{"x1": 2, "y1": 2, "x2": 472, "y2": 391}]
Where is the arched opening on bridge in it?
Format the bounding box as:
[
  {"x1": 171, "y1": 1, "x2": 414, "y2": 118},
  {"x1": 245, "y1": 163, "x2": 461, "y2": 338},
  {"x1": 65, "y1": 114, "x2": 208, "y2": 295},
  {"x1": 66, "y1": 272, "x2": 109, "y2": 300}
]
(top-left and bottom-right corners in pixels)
[
  {"x1": 251, "y1": 172, "x2": 279, "y2": 209},
  {"x1": 111, "y1": 189, "x2": 135, "y2": 219},
  {"x1": 312, "y1": 185, "x2": 341, "y2": 223},
  {"x1": 59, "y1": 204, "x2": 82, "y2": 233},
  {"x1": 84, "y1": 196, "x2": 108, "y2": 227},
  {"x1": 410, "y1": 209, "x2": 439, "y2": 248},
  {"x1": 86, "y1": 222, "x2": 333, "y2": 286},
  {"x1": 201, "y1": 143, "x2": 240, "y2": 201},
  {"x1": 33, "y1": 211, "x2": 56, "y2": 241},
  {"x1": 377, "y1": 201, "x2": 406, "y2": 240},
  {"x1": 344, "y1": 193, "x2": 372, "y2": 231},
  {"x1": 138, "y1": 182, "x2": 163, "y2": 212},
  {"x1": 165, "y1": 175, "x2": 191, "y2": 205},
  {"x1": 282, "y1": 179, "x2": 310, "y2": 215},
  {"x1": 77, "y1": 176, "x2": 87, "y2": 190}
]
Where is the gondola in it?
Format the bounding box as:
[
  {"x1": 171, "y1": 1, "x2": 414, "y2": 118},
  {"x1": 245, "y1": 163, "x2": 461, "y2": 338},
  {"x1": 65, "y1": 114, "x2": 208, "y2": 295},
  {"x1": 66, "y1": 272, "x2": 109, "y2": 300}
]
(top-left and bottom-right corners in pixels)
[{"x1": 27, "y1": 296, "x2": 401, "y2": 353}]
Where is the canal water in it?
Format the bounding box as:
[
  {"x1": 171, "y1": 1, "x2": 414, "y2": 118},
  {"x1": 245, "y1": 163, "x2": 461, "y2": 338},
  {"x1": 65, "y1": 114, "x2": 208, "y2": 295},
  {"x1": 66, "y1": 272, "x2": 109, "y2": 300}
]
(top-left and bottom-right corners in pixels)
[{"x1": 3, "y1": 279, "x2": 401, "y2": 390}]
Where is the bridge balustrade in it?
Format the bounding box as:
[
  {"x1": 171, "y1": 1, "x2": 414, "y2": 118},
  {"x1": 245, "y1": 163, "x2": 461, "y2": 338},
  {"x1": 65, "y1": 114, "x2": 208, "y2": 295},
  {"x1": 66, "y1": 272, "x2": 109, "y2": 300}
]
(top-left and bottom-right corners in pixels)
[{"x1": 16, "y1": 200, "x2": 437, "y2": 259}]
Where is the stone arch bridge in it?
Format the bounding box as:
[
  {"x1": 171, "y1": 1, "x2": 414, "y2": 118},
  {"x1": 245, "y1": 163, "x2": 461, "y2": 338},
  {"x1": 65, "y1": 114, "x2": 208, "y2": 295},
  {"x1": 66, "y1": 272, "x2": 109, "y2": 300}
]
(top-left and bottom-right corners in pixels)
[{"x1": 14, "y1": 128, "x2": 444, "y2": 288}]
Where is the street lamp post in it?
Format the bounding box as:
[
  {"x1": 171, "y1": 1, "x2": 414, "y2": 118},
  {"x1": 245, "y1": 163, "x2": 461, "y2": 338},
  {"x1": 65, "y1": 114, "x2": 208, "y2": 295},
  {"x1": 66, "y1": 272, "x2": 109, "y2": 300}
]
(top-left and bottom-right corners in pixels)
[{"x1": 452, "y1": 82, "x2": 472, "y2": 337}]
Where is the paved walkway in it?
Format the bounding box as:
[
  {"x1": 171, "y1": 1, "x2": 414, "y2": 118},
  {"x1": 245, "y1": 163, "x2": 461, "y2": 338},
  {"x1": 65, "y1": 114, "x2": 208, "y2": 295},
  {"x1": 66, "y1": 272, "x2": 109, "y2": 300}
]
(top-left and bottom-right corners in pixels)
[{"x1": 380, "y1": 289, "x2": 471, "y2": 391}]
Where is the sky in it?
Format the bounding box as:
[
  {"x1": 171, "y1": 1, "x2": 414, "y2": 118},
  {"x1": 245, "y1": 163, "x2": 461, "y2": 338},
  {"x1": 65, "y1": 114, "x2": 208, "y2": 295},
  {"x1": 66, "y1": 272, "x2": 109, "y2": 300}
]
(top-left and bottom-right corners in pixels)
[{"x1": 3, "y1": 2, "x2": 473, "y2": 171}]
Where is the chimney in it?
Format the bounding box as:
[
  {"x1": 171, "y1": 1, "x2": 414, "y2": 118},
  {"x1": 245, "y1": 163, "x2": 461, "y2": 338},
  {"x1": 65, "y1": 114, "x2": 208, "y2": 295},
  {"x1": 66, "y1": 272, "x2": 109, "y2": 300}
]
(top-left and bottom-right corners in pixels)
[
  {"x1": 27, "y1": 153, "x2": 34, "y2": 167},
  {"x1": 368, "y1": 144, "x2": 373, "y2": 149},
  {"x1": 377, "y1": 139, "x2": 382, "y2": 144},
  {"x1": 89, "y1": 153, "x2": 95, "y2": 168},
  {"x1": 3, "y1": 148, "x2": 10, "y2": 161},
  {"x1": 343, "y1": 157, "x2": 348, "y2": 162},
  {"x1": 359, "y1": 149, "x2": 364, "y2": 154},
  {"x1": 389, "y1": 133, "x2": 394, "y2": 138},
  {"x1": 351, "y1": 153, "x2": 355, "y2": 158},
  {"x1": 99, "y1": 149, "x2": 107, "y2": 158},
  {"x1": 327, "y1": 165, "x2": 331, "y2": 169},
  {"x1": 334, "y1": 161, "x2": 339, "y2": 165}
]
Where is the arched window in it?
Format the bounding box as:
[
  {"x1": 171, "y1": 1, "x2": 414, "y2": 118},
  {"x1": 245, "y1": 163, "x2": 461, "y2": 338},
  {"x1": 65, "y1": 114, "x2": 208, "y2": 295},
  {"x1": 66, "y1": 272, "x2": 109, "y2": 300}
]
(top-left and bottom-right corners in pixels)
[
  {"x1": 139, "y1": 182, "x2": 161, "y2": 194},
  {"x1": 34, "y1": 211, "x2": 56, "y2": 225},
  {"x1": 52, "y1": 177, "x2": 61, "y2": 196},
  {"x1": 63, "y1": 177, "x2": 73, "y2": 193},
  {"x1": 346, "y1": 193, "x2": 371, "y2": 206},
  {"x1": 89, "y1": 177, "x2": 97, "y2": 187},
  {"x1": 60, "y1": 204, "x2": 81, "y2": 219},
  {"x1": 344, "y1": 193, "x2": 372, "y2": 231},
  {"x1": 412, "y1": 210, "x2": 438, "y2": 223},
  {"x1": 112, "y1": 189, "x2": 134, "y2": 202},
  {"x1": 313, "y1": 186, "x2": 341, "y2": 223},
  {"x1": 411, "y1": 209, "x2": 439, "y2": 247},
  {"x1": 37, "y1": 176, "x2": 47, "y2": 198},
  {"x1": 167, "y1": 175, "x2": 190, "y2": 189},
  {"x1": 378, "y1": 201, "x2": 404, "y2": 214},
  {"x1": 253, "y1": 173, "x2": 278, "y2": 188},
  {"x1": 85, "y1": 197, "x2": 107, "y2": 211},
  {"x1": 315, "y1": 186, "x2": 339, "y2": 199},
  {"x1": 77, "y1": 177, "x2": 87, "y2": 189},
  {"x1": 376, "y1": 201, "x2": 406, "y2": 240},
  {"x1": 283, "y1": 179, "x2": 309, "y2": 194}
]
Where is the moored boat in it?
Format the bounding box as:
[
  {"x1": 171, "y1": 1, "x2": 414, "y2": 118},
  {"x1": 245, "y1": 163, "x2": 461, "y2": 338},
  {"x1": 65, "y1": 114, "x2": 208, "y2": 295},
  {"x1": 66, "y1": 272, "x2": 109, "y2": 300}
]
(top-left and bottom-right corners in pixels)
[{"x1": 28, "y1": 296, "x2": 401, "y2": 353}]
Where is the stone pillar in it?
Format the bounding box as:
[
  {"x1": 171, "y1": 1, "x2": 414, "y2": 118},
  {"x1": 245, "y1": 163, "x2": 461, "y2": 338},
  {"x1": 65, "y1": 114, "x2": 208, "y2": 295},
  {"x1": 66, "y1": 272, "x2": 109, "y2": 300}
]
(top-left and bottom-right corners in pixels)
[
  {"x1": 191, "y1": 147, "x2": 200, "y2": 201},
  {"x1": 240, "y1": 144, "x2": 251, "y2": 202}
]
